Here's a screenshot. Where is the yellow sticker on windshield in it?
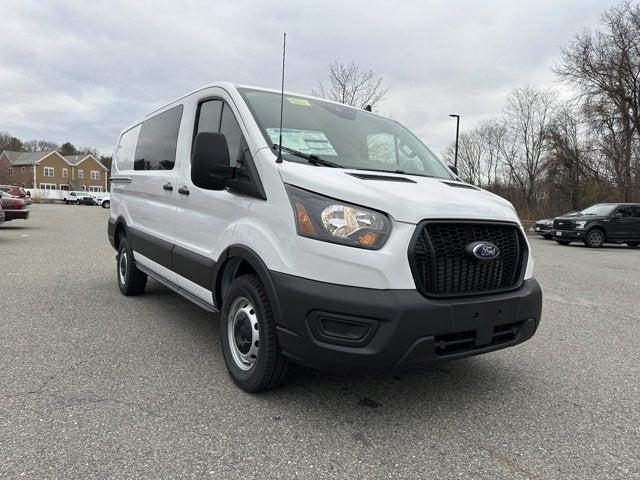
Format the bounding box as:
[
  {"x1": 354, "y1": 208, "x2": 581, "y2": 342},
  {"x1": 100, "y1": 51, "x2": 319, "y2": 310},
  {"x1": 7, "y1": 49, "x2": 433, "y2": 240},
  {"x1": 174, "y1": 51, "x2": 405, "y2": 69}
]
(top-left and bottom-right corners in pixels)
[{"x1": 287, "y1": 97, "x2": 311, "y2": 106}]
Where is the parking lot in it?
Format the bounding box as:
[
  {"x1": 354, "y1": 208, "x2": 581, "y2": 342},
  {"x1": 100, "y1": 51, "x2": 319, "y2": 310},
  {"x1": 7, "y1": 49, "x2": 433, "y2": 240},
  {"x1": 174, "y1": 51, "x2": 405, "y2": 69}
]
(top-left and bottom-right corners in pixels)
[{"x1": 1, "y1": 204, "x2": 638, "y2": 479}]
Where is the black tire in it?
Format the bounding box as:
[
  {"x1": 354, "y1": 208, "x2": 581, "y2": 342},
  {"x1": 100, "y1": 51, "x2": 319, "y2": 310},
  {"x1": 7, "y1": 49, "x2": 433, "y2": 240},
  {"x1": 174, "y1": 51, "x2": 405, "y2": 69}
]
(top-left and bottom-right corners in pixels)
[
  {"x1": 64, "y1": 199, "x2": 68, "y2": 205},
  {"x1": 584, "y1": 228, "x2": 605, "y2": 248},
  {"x1": 626, "y1": 241, "x2": 639, "y2": 248},
  {"x1": 555, "y1": 240, "x2": 571, "y2": 245},
  {"x1": 117, "y1": 237, "x2": 147, "y2": 295},
  {"x1": 542, "y1": 234, "x2": 552, "y2": 240},
  {"x1": 220, "y1": 274, "x2": 292, "y2": 393},
  {"x1": 102, "y1": 200, "x2": 110, "y2": 209}
]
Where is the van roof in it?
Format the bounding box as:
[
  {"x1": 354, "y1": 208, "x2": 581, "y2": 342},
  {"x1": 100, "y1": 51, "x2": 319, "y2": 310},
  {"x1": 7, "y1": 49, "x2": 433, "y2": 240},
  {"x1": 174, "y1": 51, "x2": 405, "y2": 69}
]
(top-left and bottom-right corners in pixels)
[{"x1": 120, "y1": 81, "x2": 387, "y2": 136}]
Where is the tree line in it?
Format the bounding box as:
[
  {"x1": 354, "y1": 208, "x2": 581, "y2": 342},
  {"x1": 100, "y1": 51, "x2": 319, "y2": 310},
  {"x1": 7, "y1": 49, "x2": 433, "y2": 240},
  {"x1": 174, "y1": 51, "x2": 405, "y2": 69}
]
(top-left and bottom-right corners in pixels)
[{"x1": 442, "y1": 2, "x2": 640, "y2": 219}]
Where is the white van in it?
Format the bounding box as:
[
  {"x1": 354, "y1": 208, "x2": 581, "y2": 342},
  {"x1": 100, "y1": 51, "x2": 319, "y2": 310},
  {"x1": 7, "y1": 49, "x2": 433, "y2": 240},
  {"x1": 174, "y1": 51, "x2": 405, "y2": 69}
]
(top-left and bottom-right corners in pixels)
[{"x1": 108, "y1": 82, "x2": 542, "y2": 392}]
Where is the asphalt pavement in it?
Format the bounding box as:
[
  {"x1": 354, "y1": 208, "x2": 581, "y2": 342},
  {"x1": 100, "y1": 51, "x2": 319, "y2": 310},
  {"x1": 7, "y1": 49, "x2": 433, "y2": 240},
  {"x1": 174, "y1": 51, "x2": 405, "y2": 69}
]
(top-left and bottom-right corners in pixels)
[{"x1": 1, "y1": 204, "x2": 638, "y2": 479}]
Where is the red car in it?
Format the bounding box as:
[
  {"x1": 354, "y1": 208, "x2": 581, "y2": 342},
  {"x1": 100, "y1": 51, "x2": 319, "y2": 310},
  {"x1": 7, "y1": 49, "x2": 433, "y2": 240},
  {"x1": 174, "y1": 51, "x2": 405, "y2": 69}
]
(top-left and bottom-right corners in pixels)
[
  {"x1": 0, "y1": 197, "x2": 4, "y2": 225},
  {"x1": 0, "y1": 192, "x2": 29, "y2": 221},
  {"x1": 0, "y1": 185, "x2": 32, "y2": 205}
]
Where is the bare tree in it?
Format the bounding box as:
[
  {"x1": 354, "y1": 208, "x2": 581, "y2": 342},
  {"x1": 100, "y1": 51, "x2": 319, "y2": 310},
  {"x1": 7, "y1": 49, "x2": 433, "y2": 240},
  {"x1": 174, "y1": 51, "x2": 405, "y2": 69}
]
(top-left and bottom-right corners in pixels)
[
  {"x1": 22, "y1": 139, "x2": 59, "y2": 152},
  {"x1": 502, "y1": 85, "x2": 558, "y2": 208},
  {"x1": 313, "y1": 61, "x2": 389, "y2": 109},
  {"x1": 555, "y1": 1, "x2": 640, "y2": 201}
]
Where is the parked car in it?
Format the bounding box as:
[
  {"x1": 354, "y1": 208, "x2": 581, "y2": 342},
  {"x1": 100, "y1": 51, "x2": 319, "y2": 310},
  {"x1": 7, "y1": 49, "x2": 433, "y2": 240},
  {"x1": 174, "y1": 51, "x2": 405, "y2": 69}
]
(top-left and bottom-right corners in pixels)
[
  {"x1": 63, "y1": 191, "x2": 95, "y2": 205},
  {"x1": 100, "y1": 194, "x2": 110, "y2": 209},
  {"x1": 0, "y1": 191, "x2": 30, "y2": 221},
  {"x1": 0, "y1": 185, "x2": 31, "y2": 205},
  {"x1": 534, "y1": 211, "x2": 578, "y2": 239},
  {"x1": 107, "y1": 82, "x2": 542, "y2": 392},
  {"x1": 0, "y1": 196, "x2": 5, "y2": 225},
  {"x1": 552, "y1": 203, "x2": 640, "y2": 248}
]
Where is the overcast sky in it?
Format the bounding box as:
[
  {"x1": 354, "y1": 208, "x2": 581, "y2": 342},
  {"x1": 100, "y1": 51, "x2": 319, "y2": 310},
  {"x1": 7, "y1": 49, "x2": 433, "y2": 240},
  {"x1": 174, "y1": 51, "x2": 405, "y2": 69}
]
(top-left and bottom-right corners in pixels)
[{"x1": 0, "y1": 0, "x2": 622, "y2": 156}]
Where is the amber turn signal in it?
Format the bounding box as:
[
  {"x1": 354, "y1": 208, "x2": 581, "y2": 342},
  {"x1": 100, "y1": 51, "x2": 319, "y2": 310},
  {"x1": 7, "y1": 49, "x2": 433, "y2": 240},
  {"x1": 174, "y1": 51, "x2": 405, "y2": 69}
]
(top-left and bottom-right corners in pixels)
[{"x1": 294, "y1": 202, "x2": 318, "y2": 236}]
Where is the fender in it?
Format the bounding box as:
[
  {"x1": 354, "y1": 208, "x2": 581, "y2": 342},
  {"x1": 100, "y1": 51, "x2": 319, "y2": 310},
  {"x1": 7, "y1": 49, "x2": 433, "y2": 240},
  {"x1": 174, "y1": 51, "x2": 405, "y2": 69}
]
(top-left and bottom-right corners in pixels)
[
  {"x1": 213, "y1": 244, "x2": 284, "y2": 326},
  {"x1": 107, "y1": 216, "x2": 130, "y2": 250}
]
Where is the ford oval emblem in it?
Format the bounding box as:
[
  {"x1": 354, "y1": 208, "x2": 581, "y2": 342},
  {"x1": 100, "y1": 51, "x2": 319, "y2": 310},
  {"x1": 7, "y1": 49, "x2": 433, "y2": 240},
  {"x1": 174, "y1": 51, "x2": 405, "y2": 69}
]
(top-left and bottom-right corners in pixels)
[{"x1": 466, "y1": 241, "x2": 500, "y2": 261}]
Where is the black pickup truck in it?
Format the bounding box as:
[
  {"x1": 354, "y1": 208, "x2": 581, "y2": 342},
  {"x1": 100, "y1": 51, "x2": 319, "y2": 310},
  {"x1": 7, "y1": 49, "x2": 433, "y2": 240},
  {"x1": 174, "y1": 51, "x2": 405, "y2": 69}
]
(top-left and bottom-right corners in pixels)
[{"x1": 552, "y1": 203, "x2": 640, "y2": 248}]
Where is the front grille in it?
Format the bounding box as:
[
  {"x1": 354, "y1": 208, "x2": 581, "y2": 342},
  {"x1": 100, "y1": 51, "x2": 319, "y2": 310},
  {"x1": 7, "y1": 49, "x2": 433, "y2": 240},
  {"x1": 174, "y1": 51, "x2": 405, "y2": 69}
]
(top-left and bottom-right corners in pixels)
[
  {"x1": 434, "y1": 321, "x2": 524, "y2": 357},
  {"x1": 410, "y1": 221, "x2": 526, "y2": 297},
  {"x1": 553, "y1": 219, "x2": 573, "y2": 230}
]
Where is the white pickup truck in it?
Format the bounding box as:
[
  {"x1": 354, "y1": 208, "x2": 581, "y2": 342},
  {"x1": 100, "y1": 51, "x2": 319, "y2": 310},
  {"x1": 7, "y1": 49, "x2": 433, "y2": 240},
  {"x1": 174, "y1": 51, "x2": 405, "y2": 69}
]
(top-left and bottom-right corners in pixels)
[{"x1": 63, "y1": 191, "x2": 97, "y2": 205}]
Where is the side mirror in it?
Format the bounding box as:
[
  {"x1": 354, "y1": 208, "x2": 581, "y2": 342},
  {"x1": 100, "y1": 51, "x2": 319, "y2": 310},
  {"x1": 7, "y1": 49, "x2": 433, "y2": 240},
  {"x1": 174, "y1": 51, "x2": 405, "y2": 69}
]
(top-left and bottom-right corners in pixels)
[
  {"x1": 191, "y1": 132, "x2": 234, "y2": 190},
  {"x1": 448, "y1": 164, "x2": 459, "y2": 176}
]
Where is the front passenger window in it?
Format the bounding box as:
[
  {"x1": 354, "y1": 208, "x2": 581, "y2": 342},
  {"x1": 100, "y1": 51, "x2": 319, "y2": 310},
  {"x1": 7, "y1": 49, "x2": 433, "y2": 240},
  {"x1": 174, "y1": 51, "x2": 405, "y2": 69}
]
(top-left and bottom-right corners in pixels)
[{"x1": 219, "y1": 104, "x2": 244, "y2": 167}]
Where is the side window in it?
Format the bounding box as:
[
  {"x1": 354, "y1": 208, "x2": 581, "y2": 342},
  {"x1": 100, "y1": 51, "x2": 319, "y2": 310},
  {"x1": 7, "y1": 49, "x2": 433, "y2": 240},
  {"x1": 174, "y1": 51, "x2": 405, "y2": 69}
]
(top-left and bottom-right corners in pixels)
[
  {"x1": 134, "y1": 105, "x2": 183, "y2": 171},
  {"x1": 114, "y1": 125, "x2": 141, "y2": 171},
  {"x1": 196, "y1": 100, "x2": 222, "y2": 134},
  {"x1": 617, "y1": 207, "x2": 633, "y2": 217},
  {"x1": 219, "y1": 103, "x2": 244, "y2": 167}
]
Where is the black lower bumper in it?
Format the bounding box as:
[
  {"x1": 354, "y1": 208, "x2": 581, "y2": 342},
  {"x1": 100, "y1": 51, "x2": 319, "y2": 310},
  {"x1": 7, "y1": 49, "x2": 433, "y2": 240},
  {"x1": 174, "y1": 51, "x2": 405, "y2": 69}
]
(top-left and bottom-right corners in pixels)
[
  {"x1": 552, "y1": 229, "x2": 583, "y2": 240},
  {"x1": 272, "y1": 273, "x2": 542, "y2": 373}
]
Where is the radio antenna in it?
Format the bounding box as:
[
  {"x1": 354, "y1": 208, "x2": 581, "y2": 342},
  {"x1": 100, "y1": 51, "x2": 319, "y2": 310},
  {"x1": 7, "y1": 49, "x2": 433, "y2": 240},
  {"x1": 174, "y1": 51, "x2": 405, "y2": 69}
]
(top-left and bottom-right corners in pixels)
[{"x1": 276, "y1": 32, "x2": 286, "y2": 164}]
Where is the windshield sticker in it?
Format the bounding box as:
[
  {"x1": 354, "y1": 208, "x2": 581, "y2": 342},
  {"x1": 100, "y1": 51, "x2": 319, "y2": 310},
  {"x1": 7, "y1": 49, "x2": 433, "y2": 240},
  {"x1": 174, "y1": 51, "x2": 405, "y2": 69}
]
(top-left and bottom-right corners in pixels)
[
  {"x1": 267, "y1": 128, "x2": 338, "y2": 156},
  {"x1": 286, "y1": 97, "x2": 312, "y2": 106}
]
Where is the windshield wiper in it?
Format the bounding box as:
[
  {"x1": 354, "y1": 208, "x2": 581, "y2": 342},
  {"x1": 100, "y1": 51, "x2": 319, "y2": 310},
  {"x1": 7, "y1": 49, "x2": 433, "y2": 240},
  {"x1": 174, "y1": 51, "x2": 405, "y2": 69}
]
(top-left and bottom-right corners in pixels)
[
  {"x1": 272, "y1": 144, "x2": 342, "y2": 168},
  {"x1": 353, "y1": 168, "x2": 434, "y2": 178}
]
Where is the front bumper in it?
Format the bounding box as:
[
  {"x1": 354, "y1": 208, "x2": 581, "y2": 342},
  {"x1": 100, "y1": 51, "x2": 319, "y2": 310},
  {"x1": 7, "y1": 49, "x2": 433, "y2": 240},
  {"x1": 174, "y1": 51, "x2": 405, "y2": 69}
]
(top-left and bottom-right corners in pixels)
[
  {"x1": 272, "y1": 272, "x2": 542, "y2": 373},
  {"x1": 552, "y1": 229, "x2": 583, "y2": 240},
  {"x1": 3, "y1": 209, "x2": 30, "y2": 221},
  {"x1": 534, "y1": 225, "x2": 552, "y2": 236}
]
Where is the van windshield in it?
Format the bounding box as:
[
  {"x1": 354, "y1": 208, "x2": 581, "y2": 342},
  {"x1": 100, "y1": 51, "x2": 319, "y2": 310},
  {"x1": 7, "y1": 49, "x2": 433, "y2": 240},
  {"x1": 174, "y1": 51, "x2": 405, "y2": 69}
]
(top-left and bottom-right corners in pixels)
[{"x1": 238, "y1": 88, "x2": 453, "y2": 179}]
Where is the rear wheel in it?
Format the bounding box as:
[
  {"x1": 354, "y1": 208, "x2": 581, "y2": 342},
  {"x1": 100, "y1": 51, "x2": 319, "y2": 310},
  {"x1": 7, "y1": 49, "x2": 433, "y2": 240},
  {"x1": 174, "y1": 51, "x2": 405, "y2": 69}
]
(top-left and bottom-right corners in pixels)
[
  {"x1": 584, "y1": 229, "x2": 605, "y2": 248},
  {"x1": 64, "y1": 199, "x2": 68, "y2": 205},
  {"x1": 627, "y1": 241, "x2": 639, "y2": 248},
  {"x1": 555, "y1": 240, "x2": 571, "y2": 245},
  {"x1": 102, "y1": 200, "x2": 110, "y2": 209},
  {"x1": 220, "y1": 274, "x2": 292, "y2": 393},
  {"x1": 117, "y1": 237, "x2": 147, "y2": 295}
]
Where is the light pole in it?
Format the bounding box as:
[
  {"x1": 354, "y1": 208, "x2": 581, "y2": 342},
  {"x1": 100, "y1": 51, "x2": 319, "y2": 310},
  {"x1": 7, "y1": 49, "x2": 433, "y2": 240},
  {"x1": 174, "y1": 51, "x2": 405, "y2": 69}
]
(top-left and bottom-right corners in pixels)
[{"x1": 449, "y1": 114, "x2": 460, "y2": 170}]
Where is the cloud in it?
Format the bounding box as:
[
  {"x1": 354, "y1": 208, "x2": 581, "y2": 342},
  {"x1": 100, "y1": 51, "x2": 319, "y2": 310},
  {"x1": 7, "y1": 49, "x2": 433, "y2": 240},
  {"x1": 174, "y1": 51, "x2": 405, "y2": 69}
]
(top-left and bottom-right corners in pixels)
[{"x1": 0, "y1": 0, "x2": 622, "y2": 154}]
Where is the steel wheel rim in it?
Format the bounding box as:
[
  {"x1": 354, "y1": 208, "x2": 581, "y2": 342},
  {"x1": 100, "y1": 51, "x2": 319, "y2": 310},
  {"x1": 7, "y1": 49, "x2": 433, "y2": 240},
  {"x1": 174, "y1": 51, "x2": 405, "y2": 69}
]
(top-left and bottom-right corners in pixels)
[
  {"x1": 119, "y1": 251, "x2": 127, "y2": 285},
  {"x1": 227, "y1": 296, "x2": 260, "y2": 371}
]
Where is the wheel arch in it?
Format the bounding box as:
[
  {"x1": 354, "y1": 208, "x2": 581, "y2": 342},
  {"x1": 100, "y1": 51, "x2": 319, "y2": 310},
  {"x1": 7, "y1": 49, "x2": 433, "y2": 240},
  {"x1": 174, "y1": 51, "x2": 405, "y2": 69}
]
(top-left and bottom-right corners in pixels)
[
  {"x1": 213, "y1": 245, "x2": 283, "y2": 322},
  {"x1": 108, "y1": 216, "x2": 130, "y2": 251}
]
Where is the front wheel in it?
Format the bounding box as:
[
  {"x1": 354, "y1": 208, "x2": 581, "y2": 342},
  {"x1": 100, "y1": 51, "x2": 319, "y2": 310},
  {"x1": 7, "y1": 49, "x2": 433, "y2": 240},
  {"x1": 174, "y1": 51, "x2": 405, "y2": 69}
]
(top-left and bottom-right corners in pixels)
[
  {"x1": 542, "y1": 234, "x2": 552, "y2": 240},
  {"x1": 555, "y1": 240, "x2": 571, "y2": 245},
  {"x1": 584, "y1": 229, "x2": 605, "y2": 248},
  {"x1": 64, "y1": 199, "x2": 68, "y2": 205},
  {"x1": 220, "y1": 274, "x2": 292, "y2": 393},
  {"x1": 117, "y1": 237, "x2": 147, "y2": 295}
]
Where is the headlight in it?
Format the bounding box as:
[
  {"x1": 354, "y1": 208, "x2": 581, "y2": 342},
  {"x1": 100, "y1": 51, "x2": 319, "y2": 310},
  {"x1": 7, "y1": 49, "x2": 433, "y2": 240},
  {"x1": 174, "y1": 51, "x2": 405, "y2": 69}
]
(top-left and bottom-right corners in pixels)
[
  {"x1": 285, "y1": 184, "x2": 391, "y2": 249},
  {"x1": 575, "y1": 221, "x2": 587, "y2": 229}
]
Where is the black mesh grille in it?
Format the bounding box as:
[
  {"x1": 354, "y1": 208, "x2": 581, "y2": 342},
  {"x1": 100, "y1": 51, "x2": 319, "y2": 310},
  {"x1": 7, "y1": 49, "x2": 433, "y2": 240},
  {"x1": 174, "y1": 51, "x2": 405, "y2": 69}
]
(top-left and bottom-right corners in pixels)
[
  {"x1": 553, "y1": 219, "x2": 574, "y2": 230},
  {"x1": 411, "y1": 222, "x2": 526, "y2": 297}
]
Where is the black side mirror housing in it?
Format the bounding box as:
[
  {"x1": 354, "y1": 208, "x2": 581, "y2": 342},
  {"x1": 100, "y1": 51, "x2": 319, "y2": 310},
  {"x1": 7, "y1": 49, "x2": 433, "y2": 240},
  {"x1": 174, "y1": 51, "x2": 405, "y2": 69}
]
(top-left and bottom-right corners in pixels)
[
  {"x1": 191, "y1": 132, "x2": 234, "y2": 190},
  {"x1": 448, "y1": 164, "x2": 459, "y2": 176}
]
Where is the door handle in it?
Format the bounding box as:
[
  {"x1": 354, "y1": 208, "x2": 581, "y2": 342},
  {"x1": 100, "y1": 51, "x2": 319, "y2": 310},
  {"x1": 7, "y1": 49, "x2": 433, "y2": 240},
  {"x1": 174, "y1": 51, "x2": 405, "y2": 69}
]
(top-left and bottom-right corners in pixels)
[
  {"x1": 178, "y1": 186, "x2": 190, "y2": 196},
  {"x1": 162, "y1": 182, "x2": 173, "y2": 192}
]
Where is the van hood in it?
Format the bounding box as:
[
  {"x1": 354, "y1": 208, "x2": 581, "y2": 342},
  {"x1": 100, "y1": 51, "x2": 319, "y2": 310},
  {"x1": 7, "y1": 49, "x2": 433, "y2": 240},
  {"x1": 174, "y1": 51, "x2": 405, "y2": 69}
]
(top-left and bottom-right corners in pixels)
[{"x1": 278, "y1": 163, "x2": 519, "y2": 224}]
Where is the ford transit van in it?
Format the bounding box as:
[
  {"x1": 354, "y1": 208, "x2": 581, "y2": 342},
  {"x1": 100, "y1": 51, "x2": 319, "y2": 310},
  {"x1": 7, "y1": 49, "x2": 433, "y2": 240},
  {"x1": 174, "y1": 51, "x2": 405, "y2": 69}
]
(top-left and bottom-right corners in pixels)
[{"x1": 107, "y1": 83, "x2": 542, "y2": 392}]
